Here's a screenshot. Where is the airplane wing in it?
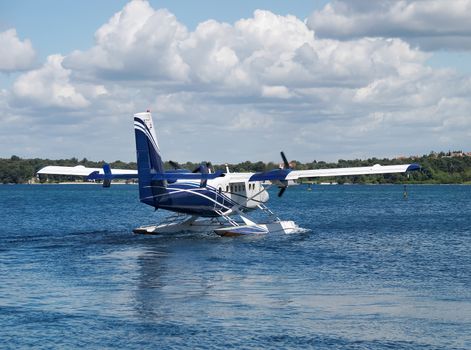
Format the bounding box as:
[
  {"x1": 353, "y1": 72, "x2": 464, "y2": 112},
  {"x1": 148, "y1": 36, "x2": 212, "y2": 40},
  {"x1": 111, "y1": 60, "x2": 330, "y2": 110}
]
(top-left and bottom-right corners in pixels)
[
  {"x1": 37, "y1": 165, "x2": 138, "y2": 179},
  {"x1": 285, "y1": 163, "x2": 420, "y2": 180},
  {"x1": 36, "y1": 165, "x2": 225, "y2": 183},
  {"x1": 38, "y1": 163, "x2": 420, "y2": 183},
  {"x1": 249, "y1": 163, "x2": 420, "y2": 182}
]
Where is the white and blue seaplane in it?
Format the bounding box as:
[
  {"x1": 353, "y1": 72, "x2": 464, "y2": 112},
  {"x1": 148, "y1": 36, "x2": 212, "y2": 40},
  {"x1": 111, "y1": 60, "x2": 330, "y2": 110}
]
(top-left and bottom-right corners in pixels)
[{"x1": 38, "y1": 112, "x2": 420, "y2": 236}]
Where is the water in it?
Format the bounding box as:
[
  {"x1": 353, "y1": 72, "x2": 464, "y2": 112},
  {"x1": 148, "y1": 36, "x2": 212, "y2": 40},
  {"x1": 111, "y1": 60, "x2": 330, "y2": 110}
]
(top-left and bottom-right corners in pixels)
[{"x1": 1, "y1": 184, "x2": 470, "y2": 349}]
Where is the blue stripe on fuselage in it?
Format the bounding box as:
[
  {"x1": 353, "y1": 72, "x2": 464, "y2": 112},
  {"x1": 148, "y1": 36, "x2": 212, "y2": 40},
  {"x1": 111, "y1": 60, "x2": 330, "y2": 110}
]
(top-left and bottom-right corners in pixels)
[{"x1": 143, "y1": 182, "x2": 248, "y2": 217}]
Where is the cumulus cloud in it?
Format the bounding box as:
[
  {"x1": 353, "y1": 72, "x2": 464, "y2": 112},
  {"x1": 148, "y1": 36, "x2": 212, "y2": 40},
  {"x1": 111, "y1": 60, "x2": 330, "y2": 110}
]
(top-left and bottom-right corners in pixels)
[
  {"x1": 12, "y1": 55, "x2": 94, "y2": 109},
  {"x1": 307, "y1": 0, "x2": 471, "y2": 51},
  {"x1": 0, "y1": 29, "x2": 36, "y2": 72},
  {"x1": 61, "y1": 5, "x2": 430, "y2": 93},
  {"x1": 65, "y1": 1, "x2": 190, "y2": 81},
  {"x1": 2, "y1": 1, "x2": 471, "y2": 162}
]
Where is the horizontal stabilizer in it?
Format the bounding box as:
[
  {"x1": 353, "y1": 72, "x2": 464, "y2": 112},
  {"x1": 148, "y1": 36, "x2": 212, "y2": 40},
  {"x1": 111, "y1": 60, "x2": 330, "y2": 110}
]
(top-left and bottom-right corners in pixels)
[
  {"x1": 152, "y1": 170, "x2": 225, "y2": 181},
  {"x1": 87, "y1": 171, "x2": 137, "y2": 181}
]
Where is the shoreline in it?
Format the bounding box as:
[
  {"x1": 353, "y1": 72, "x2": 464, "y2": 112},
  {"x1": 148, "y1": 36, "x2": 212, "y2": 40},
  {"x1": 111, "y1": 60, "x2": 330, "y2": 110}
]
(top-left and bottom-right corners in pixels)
[
  {"x1": 3, "y1": 182, "x2": 137, "y2": 185},
  {"x1": 2, "y1": 182, "x2": 470, "y2": 186}
]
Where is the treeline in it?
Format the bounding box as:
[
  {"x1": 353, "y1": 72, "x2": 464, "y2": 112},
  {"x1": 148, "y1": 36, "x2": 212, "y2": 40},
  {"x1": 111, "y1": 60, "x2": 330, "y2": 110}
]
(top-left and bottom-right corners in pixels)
[
  {"x1": 1, "y1": 152, "x2": 471, "y2": 184},
  {"x1": 0, "y1": 156, "x2": 137, "y2": 184}
]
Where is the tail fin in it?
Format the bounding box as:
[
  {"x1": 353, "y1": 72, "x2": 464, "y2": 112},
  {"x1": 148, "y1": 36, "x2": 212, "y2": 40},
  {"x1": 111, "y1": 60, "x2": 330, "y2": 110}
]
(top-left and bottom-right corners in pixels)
[{"x1": 133, "y1": 112, "x2": 166, "y2": 207}]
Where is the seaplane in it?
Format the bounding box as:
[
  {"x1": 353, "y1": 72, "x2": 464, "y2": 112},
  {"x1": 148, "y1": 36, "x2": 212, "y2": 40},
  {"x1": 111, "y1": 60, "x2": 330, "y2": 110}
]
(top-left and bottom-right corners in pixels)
[{"x1": 38, "y1": 111, "x2": 420, "y2": 236}]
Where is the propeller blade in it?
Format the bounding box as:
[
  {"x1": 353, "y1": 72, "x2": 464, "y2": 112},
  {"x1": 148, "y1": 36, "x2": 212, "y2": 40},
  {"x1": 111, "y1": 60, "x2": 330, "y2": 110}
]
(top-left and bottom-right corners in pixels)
[
  {"x1": 278, "y1": 186, "x2": 287, "y2": 197},
  {"x1": 280, "y1": 151, "x2": 290, "y2": 169},
  {"x1": 195, "y1": 163, "x2": 209, "y2": 173},
  {"x1": 191, "y1": 163, "x2": 209, "y2": 187},
  {"x1": 169, "y1": 160, "x2": 180, "y2": 170},
  {"x1": 206, "y1": 162, "x2": 213, "y2": 174},
  {"x1": 278, "y1": 153, "x2": 291, "y2": 197}
]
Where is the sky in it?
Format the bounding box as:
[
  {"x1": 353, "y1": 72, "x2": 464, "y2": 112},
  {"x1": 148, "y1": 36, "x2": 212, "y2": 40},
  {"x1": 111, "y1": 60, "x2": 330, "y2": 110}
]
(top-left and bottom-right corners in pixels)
[{"x1": 1, "y1": 0, "x2": 471, "y2": 163}]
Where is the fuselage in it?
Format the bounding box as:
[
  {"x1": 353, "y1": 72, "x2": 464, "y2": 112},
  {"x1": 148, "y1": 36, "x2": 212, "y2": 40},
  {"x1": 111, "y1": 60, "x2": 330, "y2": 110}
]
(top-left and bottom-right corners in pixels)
[{"x1": 147, "y1": 172, "x2": 270, "y2": 217}]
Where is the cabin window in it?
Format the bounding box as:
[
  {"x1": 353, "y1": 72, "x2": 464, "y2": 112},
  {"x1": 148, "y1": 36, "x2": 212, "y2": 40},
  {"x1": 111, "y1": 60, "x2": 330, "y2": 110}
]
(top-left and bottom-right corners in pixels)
[{"x1": 226, "y1": 186, "x2": 229, "y2": 192}]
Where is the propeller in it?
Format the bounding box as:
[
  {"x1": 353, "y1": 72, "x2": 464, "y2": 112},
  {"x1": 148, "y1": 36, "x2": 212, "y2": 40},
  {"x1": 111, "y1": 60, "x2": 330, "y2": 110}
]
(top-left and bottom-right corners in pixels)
[
  {"x1": 168, "y1": 160, "x2": 181, "y2": 170},
  {"x1": 192, "y1": 162, "x2": 209, "y2": 187},
  {"x1": 278, "y1": 186, "x2": 287, "y2": 197},
  {"x1": 278, "y1": 151, "x2": 291, "y2": 197},
  {"x1": 206, "y1": 162, "x2": 213, "y2": 173},
  {"x1": 280, "y1": 151, "x2": 290, "y2": 170}
]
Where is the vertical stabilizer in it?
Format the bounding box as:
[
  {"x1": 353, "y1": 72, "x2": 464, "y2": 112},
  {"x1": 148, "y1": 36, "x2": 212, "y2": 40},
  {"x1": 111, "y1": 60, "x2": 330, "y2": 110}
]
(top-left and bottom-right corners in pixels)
[{"x1": 133, "y1": 112, "x2": 166, "y2": 207}]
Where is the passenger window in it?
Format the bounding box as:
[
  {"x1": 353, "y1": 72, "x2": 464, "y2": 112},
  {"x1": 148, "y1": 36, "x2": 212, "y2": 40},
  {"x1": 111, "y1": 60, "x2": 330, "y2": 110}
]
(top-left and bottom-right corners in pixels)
[{"x1": 226, "y1": 186, "x2": 229, "y2": 192}]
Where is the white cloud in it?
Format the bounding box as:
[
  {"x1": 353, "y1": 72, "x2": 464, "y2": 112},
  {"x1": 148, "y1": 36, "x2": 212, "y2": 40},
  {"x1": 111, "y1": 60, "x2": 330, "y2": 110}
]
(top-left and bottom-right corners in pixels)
[
  {"x1": 2, "y1": 1, "x2": 471, "y2": 162},
  {"x1": 64, "y1": 1, "x2": 190, "y2": 81},
  {"x1": 0, "y1": 29, "x2": 36, "y2": 72},
  {"x1": 261, "y1": 85, "x2": 292, "y2": 99},
  {"x1": 307, "y1": 0, "x2": 471, "y2": 51},
  {"x1": 12, "y1": 55, "x2": 91, "y2": 109},
  {"x1": 229, "y1": 110, "x2": 274, "y2": 130}
]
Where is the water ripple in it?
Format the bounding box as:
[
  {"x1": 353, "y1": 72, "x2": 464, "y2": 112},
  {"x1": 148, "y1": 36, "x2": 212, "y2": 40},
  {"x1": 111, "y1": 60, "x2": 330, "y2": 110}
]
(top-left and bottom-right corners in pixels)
[{"x1": 0, "y1": 184, "x2": 470, "y2": 349}]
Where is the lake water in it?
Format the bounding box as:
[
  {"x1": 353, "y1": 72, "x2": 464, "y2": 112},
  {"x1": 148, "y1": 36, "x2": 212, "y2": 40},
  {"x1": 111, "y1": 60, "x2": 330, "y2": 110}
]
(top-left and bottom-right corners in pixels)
[{"x1": 1, "y1": 184, "x2": 470, "y2": 349}]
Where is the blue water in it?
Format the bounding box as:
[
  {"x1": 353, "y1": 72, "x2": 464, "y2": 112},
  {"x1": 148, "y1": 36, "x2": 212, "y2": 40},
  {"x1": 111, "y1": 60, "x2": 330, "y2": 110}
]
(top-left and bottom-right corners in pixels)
[{"x1": 1, "y1": 184, "x2": 470, "y2": 349}]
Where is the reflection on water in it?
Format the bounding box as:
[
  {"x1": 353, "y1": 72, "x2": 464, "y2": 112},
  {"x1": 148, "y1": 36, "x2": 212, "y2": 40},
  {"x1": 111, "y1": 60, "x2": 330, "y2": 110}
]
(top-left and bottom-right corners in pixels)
[{"x1": 0, "y1": 184, "x2": 470, "y2": 349}]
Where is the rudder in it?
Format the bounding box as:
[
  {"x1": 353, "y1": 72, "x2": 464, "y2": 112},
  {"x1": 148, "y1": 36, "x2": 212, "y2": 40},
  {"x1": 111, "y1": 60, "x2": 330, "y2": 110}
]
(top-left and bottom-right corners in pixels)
[{"x1": 133, "y1": 112, "x2": 166, "y2": 207}]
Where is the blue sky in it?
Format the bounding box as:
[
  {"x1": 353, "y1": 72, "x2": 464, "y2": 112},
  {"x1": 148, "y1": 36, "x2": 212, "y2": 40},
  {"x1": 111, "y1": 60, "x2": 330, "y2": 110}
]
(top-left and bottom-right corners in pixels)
[{"x1": 1, "y1": 0, "x2": 470, "y2": 163}]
